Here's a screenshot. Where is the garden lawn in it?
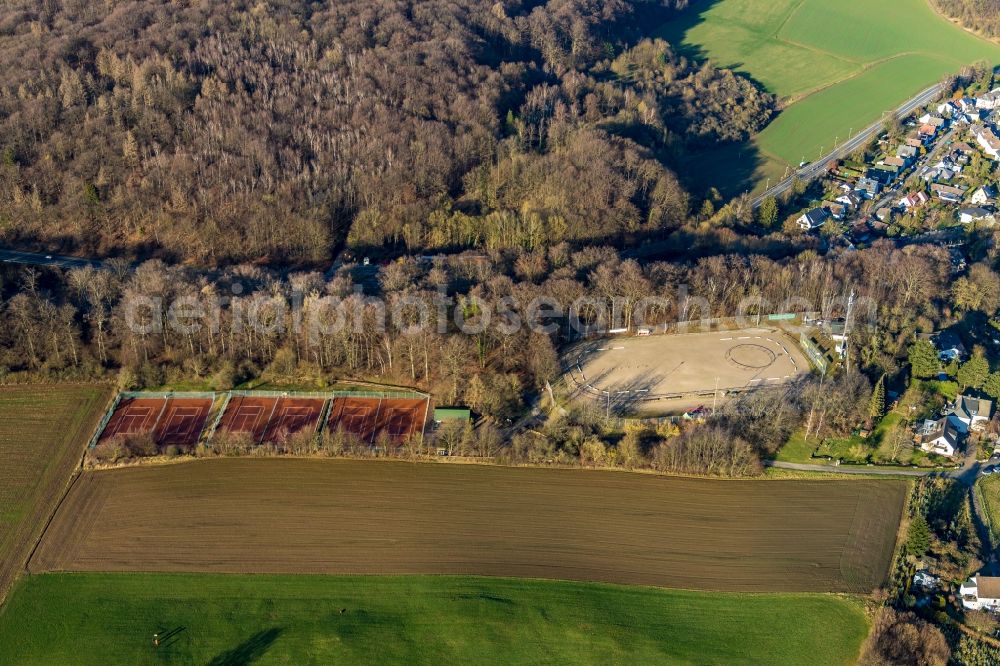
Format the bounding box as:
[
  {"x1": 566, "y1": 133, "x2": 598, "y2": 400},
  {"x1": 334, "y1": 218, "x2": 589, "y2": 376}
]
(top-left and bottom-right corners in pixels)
[{"x1": 0, "y1": 573, "x2": 869, "y2": 666}]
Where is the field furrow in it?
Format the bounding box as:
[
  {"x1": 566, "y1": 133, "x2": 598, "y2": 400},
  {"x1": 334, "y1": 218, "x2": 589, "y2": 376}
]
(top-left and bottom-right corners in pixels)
[{"x1": 31, "y1": 458, "x2": 907, "y2": 593}]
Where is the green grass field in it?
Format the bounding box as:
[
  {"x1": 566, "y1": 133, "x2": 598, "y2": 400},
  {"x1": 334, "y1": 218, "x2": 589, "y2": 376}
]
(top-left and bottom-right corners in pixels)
[
  {"x1": 0, "y1": 573, "x2": 869, "y2": 665},
  {"x1": 659, "y1": 0, "x2": 1000, "y2": 191},
  {"x1": 979, "y1": 475, "x2": 1000, "y2": 543}
]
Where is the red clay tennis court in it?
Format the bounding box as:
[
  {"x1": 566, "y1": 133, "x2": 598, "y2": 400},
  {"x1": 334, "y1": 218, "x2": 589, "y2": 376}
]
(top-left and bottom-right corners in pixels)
[
  {"x1": 217, "y1": 395, "x2": 326, "y2": 444},
  {"x1": 215, "y1": 395, "x2": 276, "y2": 442},
  {"x1": 261, "y1": 397, "x2": 326, "y2": 444},
  {"x1": 98, "y1": 398, "x2": 164, "y2": 443},
  {"x1": 153, "y1": 397, "x2": 213, "y2": 447},
  {"x1": 327, "y1": 396, "x2": 428, "y2": 443},
  {"x1": 98, "y1": 396, "x2": 212, "y2": 448}
]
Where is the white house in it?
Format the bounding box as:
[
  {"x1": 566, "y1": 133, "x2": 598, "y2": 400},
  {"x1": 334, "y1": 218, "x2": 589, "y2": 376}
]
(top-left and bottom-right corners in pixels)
[
  {"x1": 951, "y1": 395, "x2": 993, "y2": 432},
  {"x1": 797, "y1": 207, "x2": 830, "y2": 231},
  {"x1": 977, "y1": 88, "x2": 1000, "y2": 110},
  {"x1": 918, "y1": 417, "x2": 960, "y2": 457},
  {"x1": 899, "y1": 191, "x2": 929, "y2": 209},
  {"x1": 958, "y1": 207, "x2": 994, "y2": 224},
  {"x1": 937, "y1": 101, "x2": 960, "y2": 117},
  {"x1": 971, "y1": 184, "x2": 998, "y2": 205},
  {"x1": 976, "y1": 125, "x2": 1000, "y2": 159},
  {"x1": 835, "y1": 191, "x2": 862, "y2": 209},
  {"x1": 961, "y1": 575, "x2": 1000, "y2": 611}
]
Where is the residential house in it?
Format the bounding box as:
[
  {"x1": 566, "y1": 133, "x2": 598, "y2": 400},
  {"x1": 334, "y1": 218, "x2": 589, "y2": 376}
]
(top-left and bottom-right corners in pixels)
[
  {"x1": 961, "y1": 575, "x2": 1000, "y2": 611},
  {"x1": 958, "y1": 207, "x2": 995, "y2": 224},
  {"x1": 846, "y1": 220, "x2": 874, "y2": 244},
  {"x1": 835, "y1": 191, "x2": 862, "y2": 209},
  {"x1": 822, "y1": 201, "x2": 847, "y2": 220},
  {"x1": 899, "y1": 191, "x2": 930, "y2": 209},
  {"x1": 918, "y1": 124, "x2": 938, "y2": 142},
  {"x1": 865, "y1": 167, "x2": 895, "y2": 184},
  {"x1": 882, "y1": 156, "x2": 907, "y2": 169},
  {"x1": 931, "y1": 183, "x2": 967, "y2": 203},
  {"x1": 953, "y1": 141, "x2": 977, "y2": 157},
  {"x1": 935, "y1": 331, "x2": 967, "y2": 362},
  {"x1": 971, "y1": 184, "x2": 998, "y2": 205},
  {"x1": 934, "y1": 156, "x2": 962, "y2": 175},
  {"x1": 959, "y1": 97, "x2": 978, "y2": 114},
  {"x1": 797, "y1": 207, "x2": 830, "y2": 230},
  {"x1": 855, "y1": 177, "x2": 882, "y2": 198},
  {"x1": 918, "y1": 114, "x2": 947, "y2": 129},
  {"x1": 975, "y1": 125, "x2": 1000, "y2": 159},
  {"x1": 937, "y1": 101, "x2": 960, "y2": 117},
  {"x1": 897, "y1": 145, "x2": 918, "y2": 160},
  {"x1": 906, "y1": 136, "x2": 925, "y2": 149},
  {"x1": 921, "y1": 165, "x2": 956, "y2": 182},
  {"x1": 951, "y1": 395, "x2": 993, "y2": 432},
  {"x1": 977, "y1": 88, "x2": 1000, "y2": 110},
  {"x1": 917, "y1": 417, "x2": 960, "y2": 457}
]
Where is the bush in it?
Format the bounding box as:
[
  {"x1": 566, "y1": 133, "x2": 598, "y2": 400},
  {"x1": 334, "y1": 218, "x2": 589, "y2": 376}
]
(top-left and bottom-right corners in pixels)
[{"x1": 210, "y1": 430, "x2": 256, "y2": 456}]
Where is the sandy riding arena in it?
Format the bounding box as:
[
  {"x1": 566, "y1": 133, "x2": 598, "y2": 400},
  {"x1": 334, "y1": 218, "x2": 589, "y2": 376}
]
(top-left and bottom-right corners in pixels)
[{"x1": 566, "y1": 328, "x2": 810, "y2": 411}]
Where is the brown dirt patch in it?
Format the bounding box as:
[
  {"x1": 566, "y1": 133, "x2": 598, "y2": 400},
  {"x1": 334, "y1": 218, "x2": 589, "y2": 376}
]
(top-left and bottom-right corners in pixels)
[{"x1": 30, "y1": 458, "x2": 906, "y2": 593}]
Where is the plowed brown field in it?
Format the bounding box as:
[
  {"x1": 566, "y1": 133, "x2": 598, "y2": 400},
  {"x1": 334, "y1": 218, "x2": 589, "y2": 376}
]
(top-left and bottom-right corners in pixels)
[
  {"x1": 30, "y1": 458, "x2": 907, "y2": 593},
  {"x1": 0, "y1": 384, "x2": 111, "y2": 601}
]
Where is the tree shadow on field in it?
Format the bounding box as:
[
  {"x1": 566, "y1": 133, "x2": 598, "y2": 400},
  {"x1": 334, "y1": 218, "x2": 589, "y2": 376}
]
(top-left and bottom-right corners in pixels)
[
  {"x1": 206, "y1": 627, "x2": 283, "y2": 666},
  {"x1": 153, "y1": 625, "x2": 187, "y2": 649},
  {"x1": 652, "y1": 0, "x2": 775, "y2": 200}
]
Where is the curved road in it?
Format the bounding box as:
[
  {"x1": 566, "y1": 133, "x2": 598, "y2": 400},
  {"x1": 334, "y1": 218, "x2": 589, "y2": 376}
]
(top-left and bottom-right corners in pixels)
[
  {"x1": 752, "y1": 82, "x2": 944, "y2": 208},
  {"x1": 0, "y1": 247, "x2": 110, "y2": 271}
]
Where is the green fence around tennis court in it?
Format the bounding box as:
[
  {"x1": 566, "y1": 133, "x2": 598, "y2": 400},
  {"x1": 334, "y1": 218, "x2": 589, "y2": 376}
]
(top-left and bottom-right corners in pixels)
[{"x1": 91, "y1": 388, "x2": 431, "y2": 447}]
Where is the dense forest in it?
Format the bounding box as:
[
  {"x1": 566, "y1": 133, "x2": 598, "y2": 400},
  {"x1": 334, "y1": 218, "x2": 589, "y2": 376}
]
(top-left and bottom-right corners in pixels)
[
  {"x1": 0, "y1": 0, "x2": 773, "y2": 264},
  {"x1": 5, "y1": 226, "x2": 1000, "y2": 472},
  {"x1": 934, "y1": 0, "x2": 1000, "y2": 38}
]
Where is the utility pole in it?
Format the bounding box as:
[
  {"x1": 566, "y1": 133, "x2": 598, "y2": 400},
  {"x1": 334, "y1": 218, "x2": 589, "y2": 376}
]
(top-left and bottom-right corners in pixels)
[{"x1": 843, "y1": 289, "x2": 856, "y2": 373}]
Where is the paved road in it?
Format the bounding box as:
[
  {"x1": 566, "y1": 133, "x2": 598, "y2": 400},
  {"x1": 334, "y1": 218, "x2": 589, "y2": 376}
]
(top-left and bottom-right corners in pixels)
[
  {"x1": 0, "y1": 247, "x2": 110, "y2": 271},
  {"x1": 767, "y1": 445, "x2": 984, "y2": 484},
  {"x1": 752, "y1": 83, "x2": 944, "y2": 208},
  {"x1": 766, "y1": 459, "x2": 942, "y2": 477},
  {"x1": 867, "y1": 125, "x2": 960, "y2": 214}
]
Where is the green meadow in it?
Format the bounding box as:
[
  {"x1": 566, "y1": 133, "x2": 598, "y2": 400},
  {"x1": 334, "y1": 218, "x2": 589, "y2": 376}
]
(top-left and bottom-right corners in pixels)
[
  {"x1": 0, "y1": 573, "x2": 869, "y2": 665},
  {"x1": 659, "y1": 0, "x2": 1000, "y2": 192}
]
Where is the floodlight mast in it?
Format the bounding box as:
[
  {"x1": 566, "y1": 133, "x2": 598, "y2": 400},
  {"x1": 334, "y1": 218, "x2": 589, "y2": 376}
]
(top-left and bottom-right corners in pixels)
[{"x1": 843, "y1": 290, "x2": 855, "y2": 373}]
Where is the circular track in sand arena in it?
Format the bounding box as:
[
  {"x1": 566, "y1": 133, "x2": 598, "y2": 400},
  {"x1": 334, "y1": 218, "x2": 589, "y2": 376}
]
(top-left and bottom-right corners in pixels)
[{"x1": 565, "y1": 328, "x2": 810, "y2": 406}]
